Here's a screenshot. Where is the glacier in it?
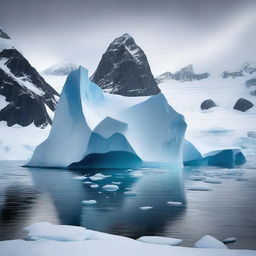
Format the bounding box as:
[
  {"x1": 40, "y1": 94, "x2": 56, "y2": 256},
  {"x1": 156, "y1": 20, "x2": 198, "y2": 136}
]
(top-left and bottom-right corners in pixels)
[
  {"x1": 27, "y1": 66, "x2": 187, "y2": 168},
  {"x1": 27, "y1": 66, "x2": 246, "y2": 169}
]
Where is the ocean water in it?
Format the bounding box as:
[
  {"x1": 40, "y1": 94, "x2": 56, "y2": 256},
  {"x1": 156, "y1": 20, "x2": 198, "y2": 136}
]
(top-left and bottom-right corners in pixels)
[{"x1": 0, "y1": 160, "x2": 255, "y2": 249}]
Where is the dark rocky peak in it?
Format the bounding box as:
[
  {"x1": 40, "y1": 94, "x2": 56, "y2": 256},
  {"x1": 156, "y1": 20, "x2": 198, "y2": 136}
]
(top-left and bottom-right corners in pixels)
[
  {"x1": 0, "y1": 28, "x2": 59, "y2": 127},
  {"x1": 91, "y1": 33, "x2": 160, "y2": 96}
]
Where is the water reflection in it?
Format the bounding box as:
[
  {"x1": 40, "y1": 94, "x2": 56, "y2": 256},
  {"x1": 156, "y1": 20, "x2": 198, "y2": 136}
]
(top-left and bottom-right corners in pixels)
[
  {"x1": 80, "y1": 167, "x2": 186, "y2": 237},
  {"x1": 29, "y1": 166, "x2": 186, "y2": 238},
  {"x1": 0, "y1": 162, "x2": 186, "y2": 239}
]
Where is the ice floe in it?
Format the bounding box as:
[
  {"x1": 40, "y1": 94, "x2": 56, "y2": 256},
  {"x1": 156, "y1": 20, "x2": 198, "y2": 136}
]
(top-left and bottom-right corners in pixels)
[
  {"x1": 82, "y1": 200, "x2": 97, "y2": 205},
  {"x1": 137, "y1": 236, "x2": 183, "y2": 246},
  {"x1": 139, "y1": 206, "x2": 153, "y2": 211},
  {"x1": 194, "y1": 235, "x2": 228, "y2": 249},
  {"x1": 102, "y1": 185, "x2": 119, "y2": 191}
]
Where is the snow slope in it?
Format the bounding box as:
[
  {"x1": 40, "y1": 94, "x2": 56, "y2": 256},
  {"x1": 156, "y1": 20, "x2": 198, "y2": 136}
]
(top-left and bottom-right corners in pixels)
[
  {"x1": 159, "y1": 73, "x2": 256, "y2": 158},
  {"x1": 0, "y1": 222, "x2": 255, "y2": 256}
]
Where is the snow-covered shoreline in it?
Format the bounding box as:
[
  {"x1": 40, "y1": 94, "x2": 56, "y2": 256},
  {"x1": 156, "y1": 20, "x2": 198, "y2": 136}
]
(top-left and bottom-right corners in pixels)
[{"x1": 0, "y1": 222, "x2": 255, "y2": 256}]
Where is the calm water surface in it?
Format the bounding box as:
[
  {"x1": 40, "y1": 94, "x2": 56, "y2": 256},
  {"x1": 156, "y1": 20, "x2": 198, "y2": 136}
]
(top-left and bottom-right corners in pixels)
[{"x1": 0, "y1": 160, "x2": 255, "y2": 249}]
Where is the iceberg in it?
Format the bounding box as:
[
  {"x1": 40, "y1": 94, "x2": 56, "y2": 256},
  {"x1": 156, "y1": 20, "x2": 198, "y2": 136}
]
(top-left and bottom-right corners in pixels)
[
  {"x1": 27, "y1": 66, "x2": 187, "y2": 168},
  {"x1": 27, "y1": 66, "x2": 246, "y2": 169},
  {"x1": 183, "y1": 142, "x2": 246, "y2": 168}
]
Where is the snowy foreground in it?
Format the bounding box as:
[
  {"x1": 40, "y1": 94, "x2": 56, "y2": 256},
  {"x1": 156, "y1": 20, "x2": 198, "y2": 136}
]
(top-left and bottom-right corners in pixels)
[{"x1": 0, "y1": 222, "x2": 255, "y2": 256}]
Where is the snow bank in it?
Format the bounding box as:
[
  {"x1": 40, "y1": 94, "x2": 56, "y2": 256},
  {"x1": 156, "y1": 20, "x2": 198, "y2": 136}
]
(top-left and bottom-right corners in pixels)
[{"x1": 0, "y1": 223, "x2": 255, "y2": 256}]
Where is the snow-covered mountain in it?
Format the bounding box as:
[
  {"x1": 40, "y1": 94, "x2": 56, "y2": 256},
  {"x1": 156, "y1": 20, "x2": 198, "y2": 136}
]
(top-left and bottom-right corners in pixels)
[
  {"x1": 91, "y1": 33, "x2": 160, "y2": 96},
  {"x1": 0, "y1": 28, "x2": 60, "y2": 160},
  {"x1": 42, "y1": 62, "x2": 79, "y2": 76},
  {"x1": 222, "y1": 62, "x2": 256, "y2": 79},
  {"x1": 0, "y1": 28, "x2": 59, "y2": 127},
  {"x1": 156, "y1": 65, "x2": 210, "y2": 84}
]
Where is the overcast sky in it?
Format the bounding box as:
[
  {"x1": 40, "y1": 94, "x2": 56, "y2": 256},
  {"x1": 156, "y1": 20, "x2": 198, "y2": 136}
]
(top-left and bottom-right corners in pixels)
[{"x1": 0, "y1": 0, "x2": 256, "y2": 76}]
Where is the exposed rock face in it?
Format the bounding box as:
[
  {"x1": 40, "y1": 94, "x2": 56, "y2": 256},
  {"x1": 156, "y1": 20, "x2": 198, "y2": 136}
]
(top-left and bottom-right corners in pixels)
[
  {"x1": 243, "y1": 63, "x2": 256, "y2": 74},
  {"x1": 155, "y1": 72, "x2": 174, "y2": 84},
  {"x1": 233, "y1": 98, "x2": 254, "y2": 112},
  {"x1": 172, "y1": 65, "x2": 210, "y2": 81},
  {"x1": 155, "y1": 65, "x2": 209, "y2": 83},
  {"x1": 200, "y1": 99, "x2": 217, "y2": 110},
  {"x1": 245, "y1": 77, "x2": 256, "y2": 88},
  {"x1": 247, "y1": 131, "x2": 256, "y2": 138},
  {"x1": 250, "y1": 90, "x2": 256, "y2": 96},
  {"x1": 91, "y1": 33, "x2": 160, "y2": 96},
  {"x1": 0, "y1": 29, "x2": 59, "y2": 127},
  {"x1": 222, "y1": 70, "x2": 243, "y2": 79},
  {"x1": 222, "y1": 63, "x2": 256, "y2": 79}
]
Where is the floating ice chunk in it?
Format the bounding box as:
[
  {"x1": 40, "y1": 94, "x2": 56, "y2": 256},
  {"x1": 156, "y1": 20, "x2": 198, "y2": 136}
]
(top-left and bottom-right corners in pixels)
[
  {"x1": 24, "y1": 222, "x2": 89, "y2": 241},
  {"x1": 186, "y1": 187, "x2": 211, "y2": 191},
  {"x1": 203, "y1": 179, "x2": 222, "y2": 184},
  {"x1": 130, "y1": 171, "x2": 143, "y2": 177},
  {"x1": 82, "y1": 200, "x2": 97, "y2": 205},
  {"x1": 124, "y1": 191, "x2": 137, "y2": 196},
  {"x1": 236, "y1": 178, "x2": 248, "y2": 181},
  {"x1": 194, "y1": 235, "x2": 228, "y2": 249},
  {"x1": 90, "y1": 184, "x2": 99, "y2": 188},
  {"x1": 102, "y1": 185, "x2": 119, "y2": 191},
  {"x1": 223, "y1": 237, "x2": 236, "y2": 244},
  {"x1": 137, "y1": 236, "x2": 183, "y2": 246},
  {"x1": 166, "y1": 201, "x2": 183, "y2": 206},
  {"x1": 188, "y1": 176, "x2": 206, "y2": 181},
  {"x1": 112, "y1": 181, "x2": 121, "y2": 185},
  {"x1": 89, "y1": 173, "x2": 110, "y2": 181},
  {"x1": 73, "y1": 176, "x2": 86, "y2": 180},
  {"x1": 84, "y1": 181, "x2": 92, "y2": 184},
  {"x1": 139, "y1": 206, "x2": 153, "y2": 210}
]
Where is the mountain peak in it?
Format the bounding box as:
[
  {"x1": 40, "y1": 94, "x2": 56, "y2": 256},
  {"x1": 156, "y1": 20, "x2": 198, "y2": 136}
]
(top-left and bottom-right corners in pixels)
[
  {"x1": 109, "y1": 33, "x2": 134, "y2": 47},
  {"x1": 155, "y1": 65, "x2": 210, "y2": 83},
  {"x1": 180, "y1": 64, "x2": 193, "y2": 72},
  {"x1": 91, "y1": 34, "x2": 160, "y2": 96}
]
